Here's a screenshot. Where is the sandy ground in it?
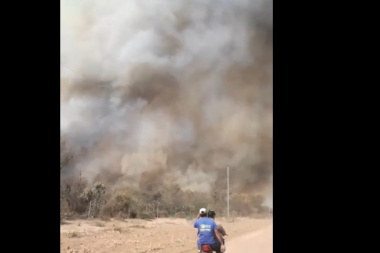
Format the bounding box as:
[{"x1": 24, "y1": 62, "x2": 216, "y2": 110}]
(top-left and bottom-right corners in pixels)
[
  {"x1": 61, "y1": 217, "x2": 272, "y2": 253},
  {"x1": 227, "y1": 221, "x2": 272, "y2": 253}
]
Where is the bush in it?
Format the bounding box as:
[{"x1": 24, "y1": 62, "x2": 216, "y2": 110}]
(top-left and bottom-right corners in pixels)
[
  {"x1": 174, "y1": 211, "x2": 187, "y2": 218},
  {"x1": 138, "y1": 211, "x2": 155, "y2": 220},
  {"x1": 60, "y1": 178, "x2": 269, "y2": 219}
]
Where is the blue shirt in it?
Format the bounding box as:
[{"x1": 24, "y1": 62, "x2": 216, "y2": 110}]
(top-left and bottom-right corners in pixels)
[{"x1": 194, "y1": 217, "x2": 218, "y2": 245}]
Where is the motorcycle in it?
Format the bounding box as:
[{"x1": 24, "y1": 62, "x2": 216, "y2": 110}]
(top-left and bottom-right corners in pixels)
[
  {"x1": 199, "y1": 238, "x2": 225, "y2": 253},
  {"x1": 200, "y1": 244, "x2": 214, "y2": 253}
]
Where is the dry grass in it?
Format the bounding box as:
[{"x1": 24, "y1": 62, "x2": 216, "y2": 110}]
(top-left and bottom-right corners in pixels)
[
  {"x1": 67, "y1": 232, "x2": 82, "y2": 238},
  {"x1": 113, "y1": 226, "x2": 123, "y2": 233},
  {"x1": 100, "y1": 216, "x2": 111, "y2": 222},
  {"x1": 94, "y1": 221, "x2": 106, "y2": 227},
  {"x1": 129, "y1": 224, "x2": 147, "y2": 229}
]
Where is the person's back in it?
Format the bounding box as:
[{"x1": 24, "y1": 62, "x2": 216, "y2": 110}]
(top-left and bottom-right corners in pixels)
[
  {"x1": 194, "y1": 217, "x2": 218, "y2": 246},
  {"x1": 206, "y1": 209, "x2": 227, "y2": 247},
  {"x1": 194, "y1": 208, "x2": 225, "y2": 253}
]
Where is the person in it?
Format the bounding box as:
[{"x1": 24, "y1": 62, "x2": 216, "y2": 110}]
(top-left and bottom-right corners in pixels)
[
  {"x1": 207, "y1": 210, "x2": 228, "y2": 240},
  {"x1": 194, "y1": 208, "x2": 225, "y2": 253}
]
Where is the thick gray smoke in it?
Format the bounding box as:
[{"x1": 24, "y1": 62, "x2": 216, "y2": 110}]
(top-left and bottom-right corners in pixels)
[{"x1": 61, "y1": 0, "x2": 272, "y2": 202}]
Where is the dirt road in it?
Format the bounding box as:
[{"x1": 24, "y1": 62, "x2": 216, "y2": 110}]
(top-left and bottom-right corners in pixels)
[
  {"x1": 226, "y1": 222, "x2": 272, "y2": 253},
  {"x1": 61, "y1": 217, "x2": 272, "y2": 253}
]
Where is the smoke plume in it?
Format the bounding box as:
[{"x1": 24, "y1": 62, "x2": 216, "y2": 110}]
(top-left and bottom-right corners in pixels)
[{"x1": 61, "y1": 0, "x2": 272, "y2": 203}]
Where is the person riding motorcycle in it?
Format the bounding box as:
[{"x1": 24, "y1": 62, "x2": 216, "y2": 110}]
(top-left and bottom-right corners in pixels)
[
  {"x1": 207, "y1": 209, "x2": 228, "y2": 244},
  {"x1": 194, "y1": 208, "x2": 225, "y2": 253}
]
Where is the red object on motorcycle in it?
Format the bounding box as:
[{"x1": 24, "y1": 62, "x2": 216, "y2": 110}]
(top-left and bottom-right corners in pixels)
[{"x1": 201, "y1": 245, "x2": 212, "y2": 252}]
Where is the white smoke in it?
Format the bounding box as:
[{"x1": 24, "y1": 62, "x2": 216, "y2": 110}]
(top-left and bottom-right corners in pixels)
[{"x1": 61, "y1": 0, "x2": 272, "y2": 196}]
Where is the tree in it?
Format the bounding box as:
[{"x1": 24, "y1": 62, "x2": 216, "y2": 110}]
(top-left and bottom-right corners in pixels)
[{"x1": 80, "y1": 182, "x2": 106, "y2": 218}]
